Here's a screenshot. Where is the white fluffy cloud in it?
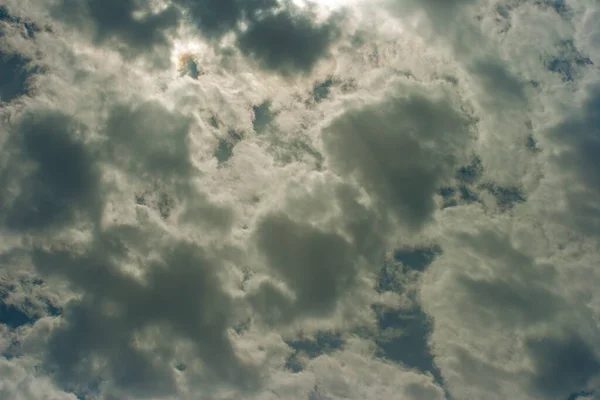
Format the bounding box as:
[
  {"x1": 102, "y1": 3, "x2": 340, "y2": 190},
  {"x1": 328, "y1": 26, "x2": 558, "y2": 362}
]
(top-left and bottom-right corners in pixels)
[{"x1": 1, "y1": 0, "x2": 599, "y2": 399}]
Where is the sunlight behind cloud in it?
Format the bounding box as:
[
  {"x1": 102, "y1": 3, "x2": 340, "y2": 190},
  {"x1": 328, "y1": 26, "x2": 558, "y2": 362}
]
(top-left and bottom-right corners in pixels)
[{"x1": 1, "y1": 0, "x2": 599, "y2": 399}]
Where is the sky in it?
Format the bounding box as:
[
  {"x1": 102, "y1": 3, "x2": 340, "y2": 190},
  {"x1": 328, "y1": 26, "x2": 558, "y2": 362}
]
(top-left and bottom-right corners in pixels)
[{"x1": 0, "y1": 0, "x2": 599, "y2": 399}]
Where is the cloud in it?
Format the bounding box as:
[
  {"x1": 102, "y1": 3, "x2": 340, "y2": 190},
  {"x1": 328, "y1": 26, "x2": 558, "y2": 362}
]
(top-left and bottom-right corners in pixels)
[
  {"x1": 2, "y1": 0, "x2": 600, "y2": 399},
  {"x1": 103, "y1": 101, "x2": 193, "y2": 181},
  {"x1": 420, "y1": 207, "x2": 600, "y2": 399},
  {"x1": 32, "y1": 230, "x2": 258, "y2": 397},
  {"x1": 236, "y1": 8, "x2": 341, "y2": 75},
  {"x1": 469, "y1": 59, "x2": 526, "y2": 103},
  {"x1": 322, "y1": 84, "x2": 472, "y2": 230},
  {"x1": 0, "y1": 110, "x2": 101, "y2": 231},
  {"x1": 306, "y1": 337, "x2": 446, "y2": 400},
  {"x1": 179, "y1": 0, "x2": 342, "y2": 74},
  {"x1": 549, "y1": 85, "x2": 600, "y2": 234},
  {"x1": 0, "y1": 4, "x2": 45, "y2": 39},
  {"x1": 0, "y1": 358, "x2": 77, "y2": 400},
  {"x1": 527, "y1": 334, "x2": 600, "y2": 399},
  {"x1": 172, "y1": 0, "x2": 277, "y2": 38},
  {"x1": 54, "y1": 0, "x2": 180, "y2": 64},
  {"x1": 55, "y1": 0, "x2": 341, "y2": 74},
  {"x1": 252, "y1": 212, "x2": 360, "y2": 320}
]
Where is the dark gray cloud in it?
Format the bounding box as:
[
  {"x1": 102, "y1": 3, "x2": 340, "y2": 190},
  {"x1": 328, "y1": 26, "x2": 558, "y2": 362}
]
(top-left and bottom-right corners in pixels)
[
  {"x1": 54, "y1": 0, "x2": 180, "y2": 63},
  {"x1": 550, "y1": 86, "x2": 600, "y2": 233},
  {"x1": 2, "y1": 0, "x2": 599, "y2": 398},
  {"x1": 527, "y1": 335, "x2": 600, "y2": 399},
  {"x1": 389, "y1": 0, "x2": 526, "y2": 109},
  {"x1": 172, "y1": 0, "x2": 277, "y2": 38},
  {"x1": 103, "y1": 101, "x2": 192, "y2": 181},
  {"x1": 456, "y1": 230, "x2": 562, "y2": 325},
  {"x1": 250, "y1": 181, "x2": 383, "y2": 329},
  {"x1": 46, "y1": 297, "x2": 178, "y2": 398},
  {"x1": 0, "y1": 105, "x2": 240, "y2": 398},
  {"x1": 172, "y1": 0, "x2": 339, "y2": 74},
  {"x1": 323, "y1": 91, "x2": 471, "y2": 230},
  {"x1": 54, "y1": 0, "x2": 339, "y2": 73},
  {"x1": 470, "y1": 60, "x2": 526, "y2": 103},
  {"x1": 568, "y1": 391, "x2": 597, "y2": 400},
  {"x1": 237, "y1": 9, "x2": 340, "y2": 75},
  {"x1": 426, "y1": 227, "x2": 589, "y2": 400},
  {"x1": 332, "y1": 183, "x2": 385, "y2": 262},
  {"x1": 102, "y1": 100, "x2": 234, "y2": 227},
  {"x1": 247, "y1": 279, "x2": 296, "y2": 325},
  {"x1": 0, "y1": 110, "x2": 101, "y2": 231},
  {"x1": 458, "y1": 273, "x2": 560, "y2": 325},
  {"x1": 32, "y1": 228, "x2": 258, "y2": 397},
  {"x1": 253, "y1": 212, "x2": 359, "y2": 319}
]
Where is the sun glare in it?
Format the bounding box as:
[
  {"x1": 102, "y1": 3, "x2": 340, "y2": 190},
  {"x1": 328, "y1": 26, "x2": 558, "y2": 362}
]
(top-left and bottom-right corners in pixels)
[{"x1": 171, "y1": 40, "x2": 206, "y2": 76}]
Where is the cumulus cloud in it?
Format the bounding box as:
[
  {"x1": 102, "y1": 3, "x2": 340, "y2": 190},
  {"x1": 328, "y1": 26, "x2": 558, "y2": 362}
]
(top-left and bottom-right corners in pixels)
[
  {"x1": 0, "y1": 357, "x2": 77, "y2": 400},
  {"x1": 1, "y1": 0, "x2": 600, "y2": 399},
  {"x1": 322, "y1": 84, "x2": 472, "y2": 229},
  {"x1": 252, "y1": 212, "x2": 361, "y2": 320},
  {"x1": 53, "y1": 0, "x2": 180, "y2": 64},
  {"x1": 51, "y1": 0, "x2": 341, "y2": 73},
  {"x1": 549, "y1": 84, "x2": 600, "y2": 234},
  {"x1": 236, "y1": 8, "x2": 341, "y2": 75},
  {"x1": 0, "y1": 110, "x2": 101, "y2": 231},
  {"x1": 33, "y1": 235, "x2": 258, "y2": 397}
]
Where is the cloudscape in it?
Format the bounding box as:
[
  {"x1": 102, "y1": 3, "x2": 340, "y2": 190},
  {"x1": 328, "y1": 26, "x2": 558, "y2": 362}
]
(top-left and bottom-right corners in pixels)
[{"x1": 0, "y1": 1, "x2": 599, "y2": 399}]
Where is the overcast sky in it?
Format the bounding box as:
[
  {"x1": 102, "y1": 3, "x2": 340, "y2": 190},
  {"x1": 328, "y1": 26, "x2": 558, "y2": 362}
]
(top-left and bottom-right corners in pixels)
[{"x1": 0, "y1": 0, "x2": 599, "y2": 399}]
